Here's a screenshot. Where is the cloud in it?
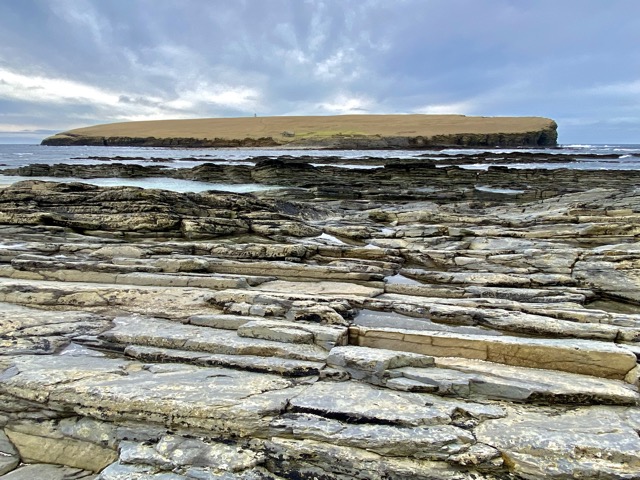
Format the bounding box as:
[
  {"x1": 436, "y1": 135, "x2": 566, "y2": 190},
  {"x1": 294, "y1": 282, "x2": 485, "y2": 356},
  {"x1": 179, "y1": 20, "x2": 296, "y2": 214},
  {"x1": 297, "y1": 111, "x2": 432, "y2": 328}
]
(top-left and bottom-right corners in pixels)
[
  {"x1": 315, "y1": 92, "x2": 374, "y2": 114},
  {"x1": 414, "y1": 102, "x2": 476, "y2": 116},
  {"x1": 0, "y1": 0, "x2": 639, "y2": 143},
  {"x1": 0, "y1": 67, "x2": 119, "y2": 106},
  {"x1": 586, "y1": 80, "x2": 640, "y2": 97}
]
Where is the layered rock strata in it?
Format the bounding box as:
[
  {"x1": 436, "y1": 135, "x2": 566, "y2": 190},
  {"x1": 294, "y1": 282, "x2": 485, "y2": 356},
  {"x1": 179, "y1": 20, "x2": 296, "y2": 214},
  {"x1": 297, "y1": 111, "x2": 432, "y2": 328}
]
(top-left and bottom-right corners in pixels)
[{"x1": 0, "y1": 170, "x2": 639, "y2": 479}]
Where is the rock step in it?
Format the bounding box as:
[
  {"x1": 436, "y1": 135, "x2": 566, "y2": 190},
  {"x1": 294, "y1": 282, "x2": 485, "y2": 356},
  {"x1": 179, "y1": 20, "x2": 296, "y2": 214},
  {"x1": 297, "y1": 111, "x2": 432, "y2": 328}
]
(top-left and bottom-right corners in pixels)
[
  {"x1": 185, "y1": 313, "x2": 258, "y2": 330},
  {"x1": 360, "y1": 293, "x2": 640, "y2": 334},
  {"x1": 473, "y1": 405, "x2": 640, "y2": 479},
  {"x1": 0, "y1": 239, "x2": 404, "y2": 264},
  {"x1": 0, "y1": 355, "x2": 300, "y2": 437},
  {"x1": 384, "y1": 282, "x2": 591, "y2": 304},
  {"x1": 401, "y1": 268, "x2": 576, "y2": 287},
  {"x1": 187, "y1": 312, "x2": 355, "y2": 344},
  {"x1": 0, "y1": 464, "x2": 97, "y2": 480},
  {"x1": 351, "y1": 325, "x2": 639, "y2": 382},
  {"x1": 210, "y1": 289, "x2": 356, "y2": 325},
  {"x1": 124, "y1": 345, "x2": 324, "y2": 377},
  {"x1": 402, "y1": 247, "x2": 580, "y2": 275},
  {"x1": 255, "y1": 279, "x2": 384, "y2": 298},
  {"x1": 175, "y1": 258, "x2": 390, "y2": 282},
  {"x1": 353, "y1": 308, "x2": 504, "y2": 337},
  {"x1": 388, "y1": 359, "x2": 640, "y2": 406},
  {"x1": 326, "y1": 345, "x2": 434, "y2": 384},
  {"x1": 0, "y1": 278, "x2": 227, "y2": 319},
  {"x1": 236, "y1": 319, "x2": 348, "y2": 350},
  {"x1": 324, "y1": 346, "x2": 639, "y2": 406},
  {"x1": 358, "y1": 293, "x2": 640, "y2": 336},
  {"x1": 269, "y1": 413, "x2": 475, "y2": 461},
  {"x1": 182, "y1": 314, "x2": 351, "y2": 350},
  {"x1": 0, "y1": 264, "x2": 268, "y2": 289},
  {"x1": 99, "y1": 316, "x2": 330, "y2": 362}
]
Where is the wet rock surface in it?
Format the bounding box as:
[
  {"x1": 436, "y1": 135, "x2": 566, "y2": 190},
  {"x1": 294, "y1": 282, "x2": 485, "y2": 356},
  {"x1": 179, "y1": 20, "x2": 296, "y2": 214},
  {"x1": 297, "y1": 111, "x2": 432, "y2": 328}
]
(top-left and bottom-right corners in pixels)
[{"x1": 0, "y1": 167, "x2": 639, "y2": 479}]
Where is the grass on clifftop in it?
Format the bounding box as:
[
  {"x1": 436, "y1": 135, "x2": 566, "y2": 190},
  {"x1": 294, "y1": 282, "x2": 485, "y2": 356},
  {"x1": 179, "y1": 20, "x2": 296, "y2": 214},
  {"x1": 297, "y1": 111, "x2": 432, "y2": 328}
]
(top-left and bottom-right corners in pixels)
[{"x1": 45, "y1": 114, "x2": 557, "y2": 143}]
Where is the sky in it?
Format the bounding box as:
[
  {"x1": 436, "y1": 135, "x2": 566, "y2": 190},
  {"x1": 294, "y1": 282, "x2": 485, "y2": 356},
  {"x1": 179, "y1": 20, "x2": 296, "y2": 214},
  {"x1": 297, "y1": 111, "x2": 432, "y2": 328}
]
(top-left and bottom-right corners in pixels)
[{"x1": 0, "y1": 0, "x2": 638, "y2": 144}]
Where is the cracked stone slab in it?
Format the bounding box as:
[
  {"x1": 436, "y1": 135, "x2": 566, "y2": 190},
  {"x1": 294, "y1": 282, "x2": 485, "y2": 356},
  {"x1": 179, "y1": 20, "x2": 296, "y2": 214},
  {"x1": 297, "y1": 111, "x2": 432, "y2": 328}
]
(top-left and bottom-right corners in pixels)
[
  {"x1": 475, "y1": 406, "x2": 640, "y2": 479},
  {"x1": 265, "y1": 437, "x2": 489, "y2": 480},
  {"x1": 352, "y1": 325, "x2": 638, "y2": 381},
  {"x1": 124, "y1": 345, "x2": 324, "y2": 377},
  {"x1": 255, "y1": 279, "x2": 384, "y2": 297},
  {"x1": 1, "y1": 464, "x2": 96, "y2": 479},
  {"x1": 0, "y1": 430, "x2": 19, "y2": 476},
  {"x1": 269, "y1": 412, "x2": 473, "y2": 459},
  {"x1": 327, "y1": 345, "x2": 434, "y2": 383},
  {"x1": 288, "y1": 380, "x2": 451, "y2": 426},
  {"x1": 393, "y1": 357, "x2": 640, "y2": 405},
  {"x1": 0, "y1": 355, "x2": 303, "y2": 437},
  {"x1": 101, "y1": 316, "x2": 330, "y2": 362},
  {"x1": 236, "y1": 319, "x2": 348, "y2": 350},
  {"x1": 0, "y1": 302, "x2": 111, "y2": 356},
  {"x1": 440, "y1": 357, "x2": 640, "y2": 403},
  {"x1": 4, "y1": 425, "x2": 118, "y2": 472}
]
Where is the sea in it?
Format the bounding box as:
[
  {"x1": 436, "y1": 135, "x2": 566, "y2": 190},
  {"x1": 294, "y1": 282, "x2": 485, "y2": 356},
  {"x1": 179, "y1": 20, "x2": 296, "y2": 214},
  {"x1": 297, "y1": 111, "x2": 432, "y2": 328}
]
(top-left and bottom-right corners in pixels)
[{"x1": 1, "y1": 143, "x2": 639, "y2": 193}]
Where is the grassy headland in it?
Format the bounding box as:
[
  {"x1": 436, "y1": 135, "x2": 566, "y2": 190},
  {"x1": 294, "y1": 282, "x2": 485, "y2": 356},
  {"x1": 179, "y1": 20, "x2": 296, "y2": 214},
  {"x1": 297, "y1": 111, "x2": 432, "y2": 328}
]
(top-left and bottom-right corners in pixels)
[{"x1": 42, "y1": 114, "x2": 558, "y2": 148}]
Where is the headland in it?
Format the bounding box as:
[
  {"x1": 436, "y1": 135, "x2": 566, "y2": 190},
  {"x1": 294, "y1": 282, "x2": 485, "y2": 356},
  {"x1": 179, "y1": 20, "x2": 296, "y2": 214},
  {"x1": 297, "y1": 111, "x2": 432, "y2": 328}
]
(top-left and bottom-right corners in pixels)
[{"x1": 41, "y1": 114, "x2": 558, "y2": 148}]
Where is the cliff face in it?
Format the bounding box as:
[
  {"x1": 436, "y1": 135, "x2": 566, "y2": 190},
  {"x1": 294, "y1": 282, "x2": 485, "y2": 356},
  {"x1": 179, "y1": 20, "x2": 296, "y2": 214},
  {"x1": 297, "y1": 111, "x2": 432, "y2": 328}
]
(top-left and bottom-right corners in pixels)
[
  {"x1": 41, "y1": 115, "x2": 558, "y2": 148},
  {"x1": 42, "y1": 135, "x2": 282, "y2": 148}
]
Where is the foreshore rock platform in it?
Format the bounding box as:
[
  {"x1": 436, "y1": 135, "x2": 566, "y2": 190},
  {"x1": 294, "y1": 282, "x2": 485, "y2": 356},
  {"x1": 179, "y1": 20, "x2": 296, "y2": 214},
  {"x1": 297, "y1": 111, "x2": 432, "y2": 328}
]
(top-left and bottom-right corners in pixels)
[
  {"x1": 1, "y1": 157, "x2": 639, "y2": 479},
  {"x1": 41, "y1": 114, "x2": 558, "y2": 148}
]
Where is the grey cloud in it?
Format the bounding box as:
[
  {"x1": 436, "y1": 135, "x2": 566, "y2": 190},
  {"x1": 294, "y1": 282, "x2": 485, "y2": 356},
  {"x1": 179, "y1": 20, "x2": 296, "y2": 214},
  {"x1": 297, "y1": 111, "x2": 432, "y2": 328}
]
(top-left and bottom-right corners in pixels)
[{"x1": 0, "y1": 0, "x2": 639, "y2": 143}]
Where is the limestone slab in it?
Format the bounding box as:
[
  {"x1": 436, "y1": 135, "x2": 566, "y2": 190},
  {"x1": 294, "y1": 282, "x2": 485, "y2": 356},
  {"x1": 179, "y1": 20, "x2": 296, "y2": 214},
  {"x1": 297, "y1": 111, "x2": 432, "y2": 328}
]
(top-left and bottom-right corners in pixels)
[
  {"x1": 255, "y1": 280, "x2": 384, "y2": 297},
  {"x1": 124, "y1": 345, "x2": 324, "y2": 377},
  {"x1": 4, "y1": 427, "x2": 118, "y2": 472},
  {"x1": 101, "y1": 316, "x2": 329, "y2": 362},
  {"x1": 0, "y1": 430, "x2": 19, "y2": 476},
  {"x1": 237, "y1": 319, "x2": 348, "y2": 349},
  {"x1": 1, "y1": 464, "x2": 96, "y2": 480},
  {"x1": 288, "y1": 381, "x2": 451, "y2": 426},
  {"x1": 475, "y1": 406, "x2": 640, "y2": 479},
  {"x1": 270, "y1": 412, "x2": 473, "y2": 459},
  {"x1": 352, "y1": 326, "x2": 638, "y2": 380},
  {"x1": 327, "y1": 345, "x2": 434, "y2": 382},
  {"x1": 0, "y1": 355, "x2": 302, "y2": 437}
]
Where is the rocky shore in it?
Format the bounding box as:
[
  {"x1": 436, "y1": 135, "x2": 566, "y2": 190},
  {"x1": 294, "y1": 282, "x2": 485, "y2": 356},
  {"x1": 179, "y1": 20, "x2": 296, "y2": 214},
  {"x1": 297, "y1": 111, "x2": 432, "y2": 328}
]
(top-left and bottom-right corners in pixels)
[
  {"x1": 1, "y1": 157, "x2": 639, "y2": 479},
  {"x1": 41, "y1": 114, "x2": 558, "y2": 148}
]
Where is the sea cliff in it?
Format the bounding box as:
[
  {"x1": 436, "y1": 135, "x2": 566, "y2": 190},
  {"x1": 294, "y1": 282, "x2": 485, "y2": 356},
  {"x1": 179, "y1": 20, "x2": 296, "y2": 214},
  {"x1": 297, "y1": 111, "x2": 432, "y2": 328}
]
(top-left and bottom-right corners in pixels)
[{"x1": 41, "y1": 114, "x2": 558, "y2": 148}]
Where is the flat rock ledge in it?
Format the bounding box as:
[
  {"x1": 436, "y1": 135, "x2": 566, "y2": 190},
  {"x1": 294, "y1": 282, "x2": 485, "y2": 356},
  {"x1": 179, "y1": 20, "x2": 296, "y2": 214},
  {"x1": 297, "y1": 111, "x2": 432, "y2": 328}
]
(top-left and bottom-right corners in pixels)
[{"x1": 1, "y1": 175, "x2": 640, "y2": 479}]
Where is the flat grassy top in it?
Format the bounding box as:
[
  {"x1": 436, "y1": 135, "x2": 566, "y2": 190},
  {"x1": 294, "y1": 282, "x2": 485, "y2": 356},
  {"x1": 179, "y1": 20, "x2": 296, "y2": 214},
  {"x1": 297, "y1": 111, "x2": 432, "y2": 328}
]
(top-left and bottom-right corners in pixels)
[{"x1": 51, "y1": 114, "x2": 555, "y2": 141}]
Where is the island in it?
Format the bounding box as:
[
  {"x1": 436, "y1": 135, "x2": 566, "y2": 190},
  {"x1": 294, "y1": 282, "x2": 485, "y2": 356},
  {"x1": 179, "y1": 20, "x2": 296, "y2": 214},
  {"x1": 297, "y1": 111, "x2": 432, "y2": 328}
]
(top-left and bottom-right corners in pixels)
[{"x1": 41, "y1": 114, "x2": 558, "y2": 148}]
